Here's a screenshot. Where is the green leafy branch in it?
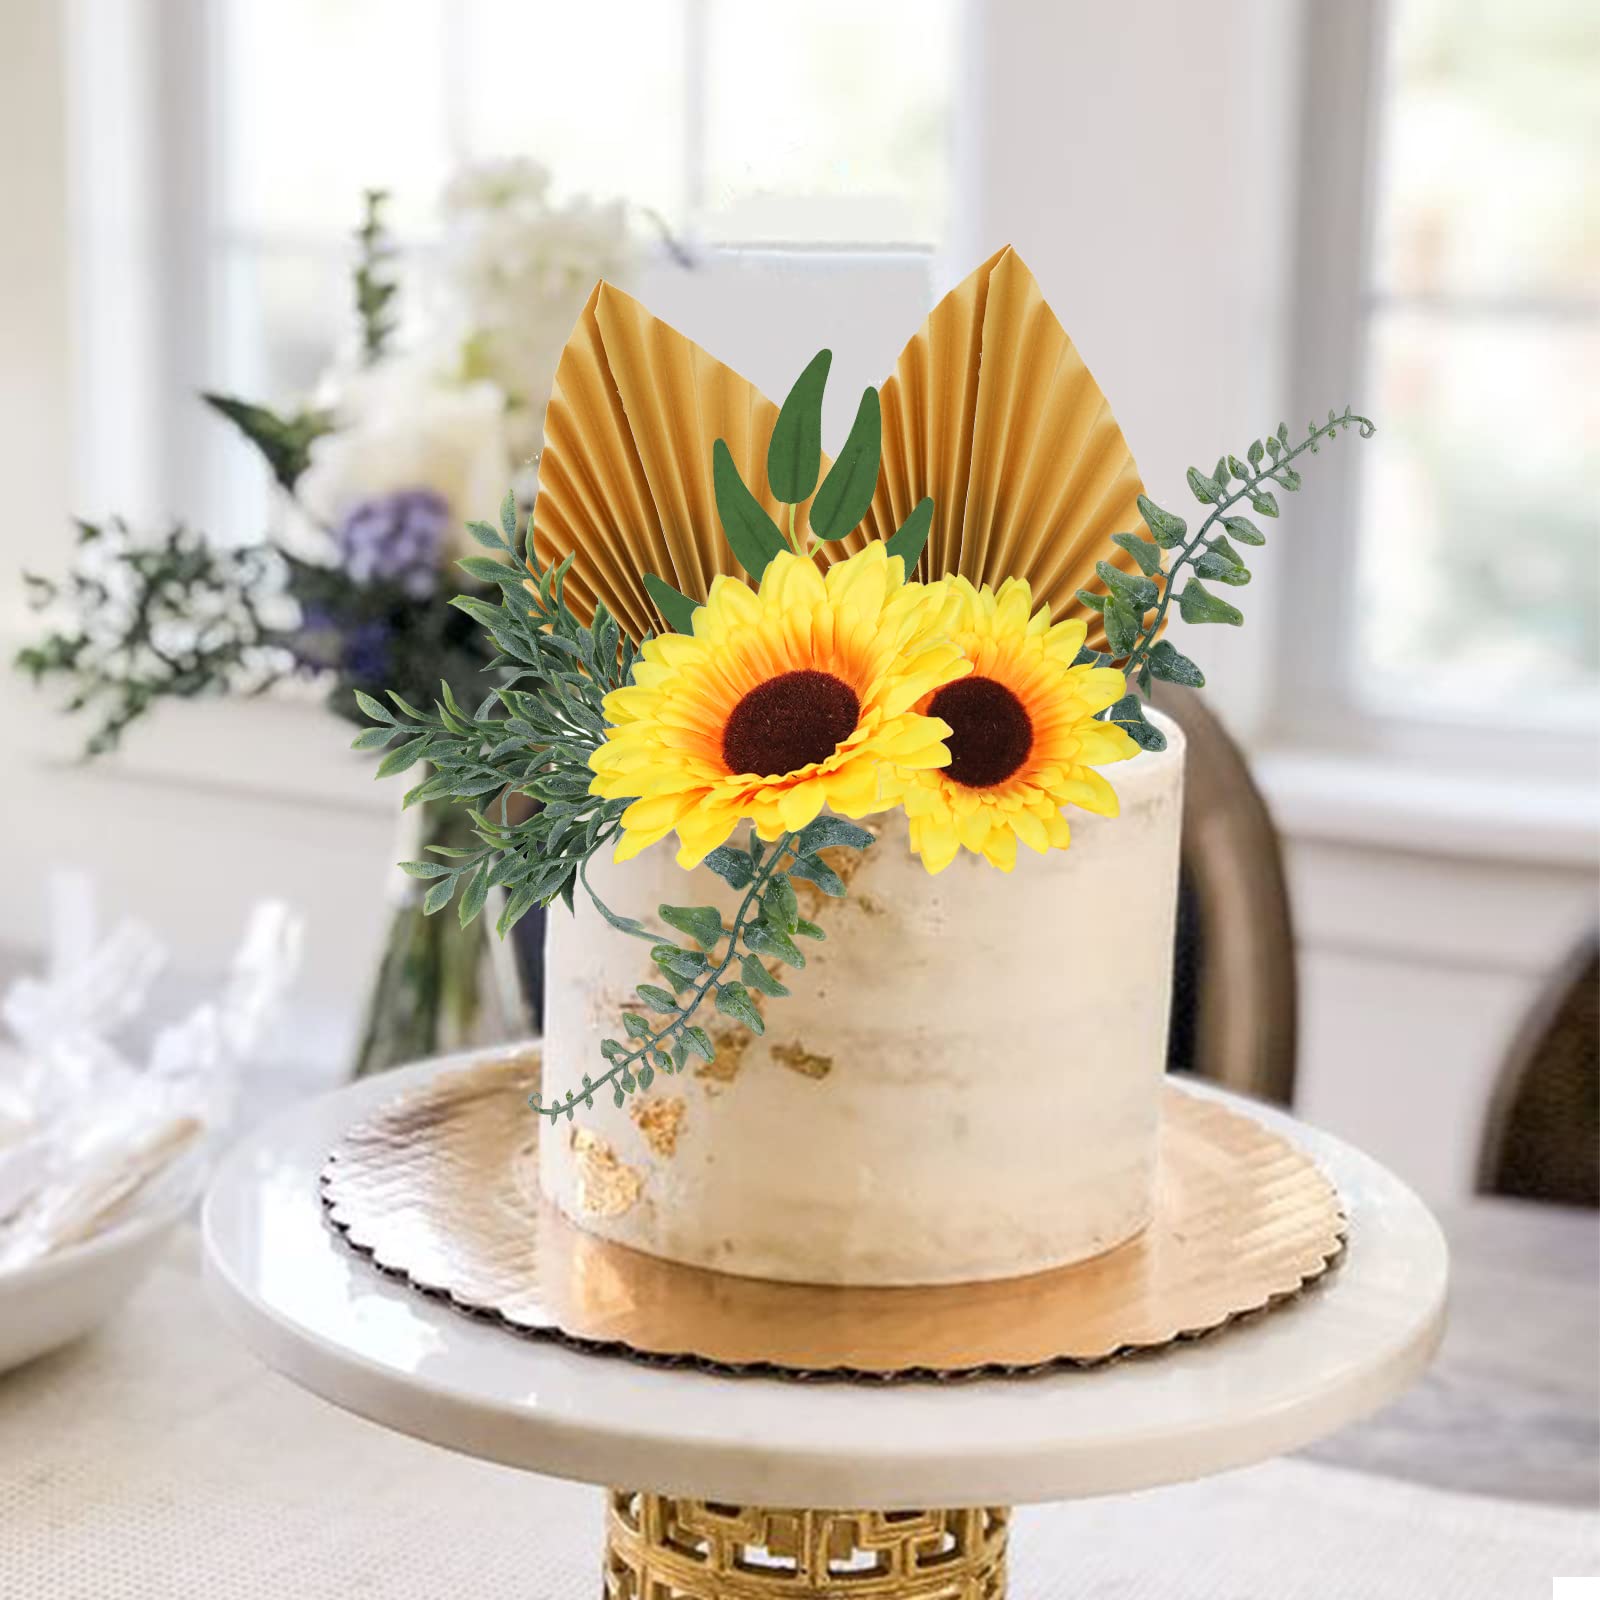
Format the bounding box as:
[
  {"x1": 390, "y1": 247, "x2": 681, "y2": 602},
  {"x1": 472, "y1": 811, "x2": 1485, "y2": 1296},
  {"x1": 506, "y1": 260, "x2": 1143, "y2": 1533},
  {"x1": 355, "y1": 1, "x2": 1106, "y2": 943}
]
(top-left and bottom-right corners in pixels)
[
  {"x1": 353, "y1": 187, "x2": 400, "y2": 366},
  {"x1": 530, "y1": 816, "x2": 873, "y2": 1122},
  {"x1": 14, "y1": 519, "x2": 291, "y2": 754},
  {"x1": 641, "y1": 348, "x2": 935, "y2": 633},
  {"x1": 1076, "y1": 408, "x2": 1376, "y2": 750},
  {"x1": 355, "y1": 493, "x2": 637, "y2": 929},
  {"x1": 356, "y1": 494, "x2": 879, "y2": 1114}
]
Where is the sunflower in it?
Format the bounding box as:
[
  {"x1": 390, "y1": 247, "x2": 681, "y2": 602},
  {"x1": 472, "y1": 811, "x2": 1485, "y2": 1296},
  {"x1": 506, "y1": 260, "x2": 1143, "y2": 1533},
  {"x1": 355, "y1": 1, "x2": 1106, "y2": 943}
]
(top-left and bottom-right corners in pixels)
[
  {"x1": 888, "y1": 577, "x2": 1140, "y2": 874},
  {"x1": 589, "y1": 544, "x2": 969, "y2": 867}
]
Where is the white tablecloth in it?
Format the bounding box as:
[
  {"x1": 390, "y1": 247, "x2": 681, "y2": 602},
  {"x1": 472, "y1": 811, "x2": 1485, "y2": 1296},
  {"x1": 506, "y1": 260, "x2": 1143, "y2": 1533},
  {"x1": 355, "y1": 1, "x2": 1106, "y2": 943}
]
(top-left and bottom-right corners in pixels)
[{"x1": 2, "y1": 1233, "x2": 1595, "y2": 1599}]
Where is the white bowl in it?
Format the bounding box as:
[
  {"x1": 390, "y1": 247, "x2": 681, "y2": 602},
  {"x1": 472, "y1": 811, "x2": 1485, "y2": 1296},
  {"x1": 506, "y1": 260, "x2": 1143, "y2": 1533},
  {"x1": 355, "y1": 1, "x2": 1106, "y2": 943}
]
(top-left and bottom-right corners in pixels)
[{"x1": 0, "y1": 1200, "x2": 187, "y2": 1374}]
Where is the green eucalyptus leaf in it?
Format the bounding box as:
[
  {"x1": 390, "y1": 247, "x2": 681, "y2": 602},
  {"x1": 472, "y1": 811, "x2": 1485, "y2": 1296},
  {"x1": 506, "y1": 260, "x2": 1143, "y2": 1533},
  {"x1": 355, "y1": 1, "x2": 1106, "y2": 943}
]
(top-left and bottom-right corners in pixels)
[
  {"x1": 681, "y1": 1025, "x2": 715, "y2": 1063},
  {"x1": 1104, "y1": 693, "x2": 1168, "y2": 751},
  {"x1": 1178, "y1": 578, "x2": 1245, "y2": 626},
  {"x1": 1207, "y1": 533, "x2": 1251, "y2": 582},
  {"x1": 659, "y1": 903, "x2": 725, "y2": 950},
  {"x1": 635, "y1": 982, "x2": 678, "y2": 1012},
  {"x1": 787, "y1": 854, "x2": 846, "y2": 897},
  {"x1": 763, "y1": 875, "x2": 800, "y2": 934},
  {"x1": 1280, "y1": 467, "x2": 1303, "y2": 491},
  {"x1": 1136, "y1": 494, "x2": 1187, "y2": 548},
  {"x1": 1194, "y1": 548, "x2": 1250, "y2": 586},
  {"x1": 810, "y1": 386, "x2": 882, "y2": 540},
  {"x1": 702, "y1": 845, "x2": 755, "y2": 889},
  {"x1": 885, "y1": 496, "x2": 934, "y2": 571},
  {"x1": 1247, "y1": 439, "x2": 1265, "y2": 468},
  {"x1": 622, "y1": 1012, "x2": 653, "y2": 1040},
  {"x1": 795, "y1": 919, "x2": 825, "y2": 940},
  {"x1": 1110, "y1": 532, "x2": 1164, "y2": 577},
  {"x1": 1075, "y1": 588, "x2": 1108, "y2": 613},
  {"x1": 1104, "y1": 595, "x2": 1139, "y2": 656},
  {"x1": 350, "y1": 725, "x2": 398, "y2": 751},
  {"x1": 643, "y1": 572, "x2": 699, "y2": 634},
  {"x1": 741, "y1": 956, "x2": 790, "y2": 996},
  {"x1": 767, "y1": 348, "x2": 831, "y2": 502},
  {"x1": 1146, "y1": 639, "x2": 1205, "y2": 687},
  {"x1": 398, "y1": 860, "x2": 452, "y2": 879},
  {"x1": 1221, "y1": 514, "x2": 1266, "y2": 546},
  {"x1": 1249, "y1": 489, "x2": 1280, "y2": 518},
  {"x1": 651, "y1": 943, "x2": 708, "y2": 982},
  {"x1": 1097, "y1": 560, "x2": 1159, "y2": 609},
  {"x1": 713, "y1": 438, "x2": 787, "y2": 578},
  {"x1": 745, "y1": 921, "x2": 806, "y2": 968},
  {"x1": 795, "y1": 816, "x2": 875, "y2": 854},
  {"x1": 1186, "y1": 466, "x2": 1222, "y2": 506},
  {"x1": 714, "y1": 981, "x2": 765, "y2": 1033},
  {"x1": 1213, "y1": 456, "x2": 1230, "y2": 487},
  {"x1": 422, "y1": 876, "x2": 456, "y2": 915}
]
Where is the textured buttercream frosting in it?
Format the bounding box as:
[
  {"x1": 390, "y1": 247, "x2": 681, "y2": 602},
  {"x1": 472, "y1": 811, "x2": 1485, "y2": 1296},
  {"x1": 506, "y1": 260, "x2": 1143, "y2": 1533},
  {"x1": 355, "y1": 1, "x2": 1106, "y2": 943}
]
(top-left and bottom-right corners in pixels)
[{"x1": 540, "y1": 712, "x2": 1185, "y2": 1286}]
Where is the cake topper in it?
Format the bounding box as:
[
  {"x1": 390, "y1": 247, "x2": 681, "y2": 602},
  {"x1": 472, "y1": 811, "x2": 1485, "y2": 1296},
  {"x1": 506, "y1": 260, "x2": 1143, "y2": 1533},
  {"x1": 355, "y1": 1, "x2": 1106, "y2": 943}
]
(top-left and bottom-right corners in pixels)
[{"x1": 356, "y1": 248, "x2": 1374, "y2": 1119}]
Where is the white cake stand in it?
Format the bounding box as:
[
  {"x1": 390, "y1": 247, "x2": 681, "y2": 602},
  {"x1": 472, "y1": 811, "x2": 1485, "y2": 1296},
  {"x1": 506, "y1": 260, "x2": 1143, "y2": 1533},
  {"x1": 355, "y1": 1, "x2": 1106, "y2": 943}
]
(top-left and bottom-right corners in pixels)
[{"x1": 203, "y1": 1059, "x2": 1447, "y2": 1598}]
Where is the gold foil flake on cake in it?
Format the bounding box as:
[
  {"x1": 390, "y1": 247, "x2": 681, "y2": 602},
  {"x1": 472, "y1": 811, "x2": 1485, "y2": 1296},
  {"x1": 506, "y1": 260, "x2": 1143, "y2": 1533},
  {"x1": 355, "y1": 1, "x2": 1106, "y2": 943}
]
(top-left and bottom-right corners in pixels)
[
  {"x1": 771, "y1": 1042, "x2": 833, "y2": 1080},
  {"x1": 697, "y1": 1023, "x2": 752, "y2": 1084},
  {"x1": 570, "y1": 1128, "x2": 644, "y2": 1218},
  {"x1": 630, "y1": 1095, "x2": 686, "y2": 1158}
]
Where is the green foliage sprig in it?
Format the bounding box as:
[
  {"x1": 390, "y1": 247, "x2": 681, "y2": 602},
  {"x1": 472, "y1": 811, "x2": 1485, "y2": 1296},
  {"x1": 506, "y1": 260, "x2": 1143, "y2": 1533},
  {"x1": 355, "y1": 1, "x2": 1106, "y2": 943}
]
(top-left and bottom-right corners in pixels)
[
  {"x1": 15, "y1": 519, "x2": 289, "y2": 754},
  {"x1": 358, "y1": 492, "x2": 873, "y2": 1117},
  {"x1": 359, "y1": 493, "x2": 635, "y2": 928},
  {"x1": 531, "y1": 815, "x2": 872, "y2": 1122},
  {"x1": 353, "y1": 188, "x2": 400, "y2": 366},
  {"x1": 1077, "y1": 409, "x2": 1376, "y2": 750},
  {"x1": 640, "y1": 349, "x2": 933, "y2": 630}
]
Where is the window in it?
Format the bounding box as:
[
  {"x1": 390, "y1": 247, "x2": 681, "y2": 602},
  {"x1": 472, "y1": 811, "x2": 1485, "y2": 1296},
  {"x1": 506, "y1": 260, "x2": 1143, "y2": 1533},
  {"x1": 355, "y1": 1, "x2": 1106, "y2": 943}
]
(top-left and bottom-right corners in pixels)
[
  {"x1": 1285, "y1": 0, "x2": 1597, "y2": 746},
  {"x1": 213, "y1": 0, "x2": 954, "y2": 407},
  {"x1": 71, "y1": 0, "x2": 955, "y2": 538}
]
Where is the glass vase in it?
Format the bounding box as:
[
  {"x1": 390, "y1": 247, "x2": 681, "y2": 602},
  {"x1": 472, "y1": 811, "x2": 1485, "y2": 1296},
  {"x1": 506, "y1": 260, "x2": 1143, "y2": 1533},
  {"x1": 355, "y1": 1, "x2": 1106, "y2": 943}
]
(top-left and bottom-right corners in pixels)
[{"x1": 349, "y1": 791, "x2": 540, "y2": 1079}]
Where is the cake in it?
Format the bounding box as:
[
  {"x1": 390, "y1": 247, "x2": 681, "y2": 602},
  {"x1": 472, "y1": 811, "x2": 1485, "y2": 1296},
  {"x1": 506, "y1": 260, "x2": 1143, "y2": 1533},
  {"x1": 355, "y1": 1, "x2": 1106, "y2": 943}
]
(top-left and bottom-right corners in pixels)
[
  {"x1": 360, "y1": 243, "x2": 1373, "y2": 1296},
  {"x1": 541, "y1": 712, "x2": 1183, "y2": 1285}
]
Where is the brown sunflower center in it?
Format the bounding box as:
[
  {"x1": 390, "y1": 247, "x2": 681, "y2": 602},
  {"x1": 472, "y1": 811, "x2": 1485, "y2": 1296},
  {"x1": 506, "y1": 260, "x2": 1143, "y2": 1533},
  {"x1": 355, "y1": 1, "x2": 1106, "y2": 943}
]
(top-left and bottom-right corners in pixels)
[
  {"x1": 721, "y1": 669, "x2": 861, "y2": 777},
  {"x1": 928, "y1": 676, "x2": 1033, "y2": 788}
]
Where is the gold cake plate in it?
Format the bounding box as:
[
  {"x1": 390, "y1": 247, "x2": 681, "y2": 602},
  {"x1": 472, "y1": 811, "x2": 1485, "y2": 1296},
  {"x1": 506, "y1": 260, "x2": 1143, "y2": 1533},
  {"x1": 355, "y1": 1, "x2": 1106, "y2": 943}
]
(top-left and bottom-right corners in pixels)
[
  {"x1": 319, "y1": 1049, "x2": 1346, "y2": 1381},
  {"x1": 315, "y1": 1050, "x2": 1348, "y2": 1598}
]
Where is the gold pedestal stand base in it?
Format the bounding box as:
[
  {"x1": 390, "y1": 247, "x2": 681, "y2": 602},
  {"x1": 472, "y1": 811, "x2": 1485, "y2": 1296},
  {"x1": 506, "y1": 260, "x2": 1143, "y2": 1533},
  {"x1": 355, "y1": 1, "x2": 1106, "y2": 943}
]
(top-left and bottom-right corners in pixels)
[{"x1": 602, "y1": 1492, "x2": 1010, "y2": 1598}]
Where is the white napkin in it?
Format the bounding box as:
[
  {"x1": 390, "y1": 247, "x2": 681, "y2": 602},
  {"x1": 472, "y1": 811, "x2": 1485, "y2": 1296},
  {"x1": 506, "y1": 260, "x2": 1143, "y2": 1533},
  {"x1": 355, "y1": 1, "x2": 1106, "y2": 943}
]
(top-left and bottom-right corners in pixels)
[{"x1": 0, "y1": 876, "x2": 303, "y2": 1270}]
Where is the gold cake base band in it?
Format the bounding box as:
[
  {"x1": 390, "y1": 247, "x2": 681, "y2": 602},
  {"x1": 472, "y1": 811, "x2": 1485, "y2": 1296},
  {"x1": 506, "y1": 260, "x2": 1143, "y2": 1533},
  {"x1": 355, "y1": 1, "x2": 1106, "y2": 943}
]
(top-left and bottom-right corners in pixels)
[{"x1": 603, "y1": 1492, "x2": 1009, "y2": 1599}]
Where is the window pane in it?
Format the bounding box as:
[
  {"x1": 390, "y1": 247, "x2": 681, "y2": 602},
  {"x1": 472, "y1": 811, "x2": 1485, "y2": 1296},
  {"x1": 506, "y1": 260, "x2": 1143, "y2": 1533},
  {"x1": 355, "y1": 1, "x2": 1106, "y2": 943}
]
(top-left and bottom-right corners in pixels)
[
  {"x1": 1372, "y1": 0, "x2": 1599, "y2": 300},
  {"x1": 217, "y1": 0, "x2": 452, "y2": 236},
  {"x1": 702, "y1": 0, "x2": 955, "y2": 243},
  {"x1": 458, "y1": 1, "x2": 688, "y2": 222},
  {"x1": 1352, "y1": 311, "x2": 1599, "y2": 714}
]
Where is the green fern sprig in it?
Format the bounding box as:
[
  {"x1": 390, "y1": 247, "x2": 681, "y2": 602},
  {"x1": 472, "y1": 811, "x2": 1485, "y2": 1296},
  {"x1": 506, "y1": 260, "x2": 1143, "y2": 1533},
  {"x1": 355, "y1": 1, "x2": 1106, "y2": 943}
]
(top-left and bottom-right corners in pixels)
[
  {"x1": 1076, "y1": 408, "x2": 1376, "y2": 750},
  {"x1": 530, "y1": 815, "x2": 872, "y2": 1123},
  {"x1": 355, "y1": 494, "x2": 874, "y2": 1112}
]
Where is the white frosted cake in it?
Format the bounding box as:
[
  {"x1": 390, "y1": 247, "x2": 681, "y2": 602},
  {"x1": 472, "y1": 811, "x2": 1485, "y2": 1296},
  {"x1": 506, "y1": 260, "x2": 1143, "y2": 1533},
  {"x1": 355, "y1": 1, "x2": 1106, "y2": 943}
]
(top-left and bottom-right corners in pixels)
[{"x1": 540, "y1": 711, "x2": 1184, "y2": 1287}]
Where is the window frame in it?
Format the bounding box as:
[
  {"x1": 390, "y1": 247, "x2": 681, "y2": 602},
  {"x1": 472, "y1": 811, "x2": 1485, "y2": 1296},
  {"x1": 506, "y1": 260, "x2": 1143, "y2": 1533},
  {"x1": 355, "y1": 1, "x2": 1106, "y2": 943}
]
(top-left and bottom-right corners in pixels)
[{"x1": 1271, "y1": 0, "x2": 1597, "y2": 775}]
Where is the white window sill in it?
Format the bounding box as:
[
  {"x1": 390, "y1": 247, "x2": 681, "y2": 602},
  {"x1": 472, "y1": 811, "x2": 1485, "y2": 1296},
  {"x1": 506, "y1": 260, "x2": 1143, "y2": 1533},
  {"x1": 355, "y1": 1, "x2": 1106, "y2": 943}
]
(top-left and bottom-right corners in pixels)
[{"x1": 1252, "y1": 744, "x2": 1600, "y2": 868}]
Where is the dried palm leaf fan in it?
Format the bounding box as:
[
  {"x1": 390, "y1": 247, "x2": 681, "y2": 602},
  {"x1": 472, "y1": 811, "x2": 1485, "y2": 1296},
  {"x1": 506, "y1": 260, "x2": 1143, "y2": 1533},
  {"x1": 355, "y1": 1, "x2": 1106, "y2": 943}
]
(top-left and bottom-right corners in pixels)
[{"x1": 531, "y1": 246, "x2": 1148, "y2": 649}]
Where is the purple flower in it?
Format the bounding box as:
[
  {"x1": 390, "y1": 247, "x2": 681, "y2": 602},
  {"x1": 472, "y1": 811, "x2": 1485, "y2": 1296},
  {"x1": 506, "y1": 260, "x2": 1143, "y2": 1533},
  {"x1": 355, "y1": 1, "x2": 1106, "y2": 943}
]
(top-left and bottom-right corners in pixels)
[
  {"x1": 335, "y1": 488, "x2": 450, "y2": 598},
  {"x1": 340, "y1": 619, "x2": 393, "y2": 684}
]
